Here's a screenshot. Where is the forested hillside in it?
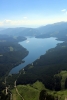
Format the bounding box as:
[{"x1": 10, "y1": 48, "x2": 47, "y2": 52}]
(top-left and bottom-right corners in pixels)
[
  {"x1": 16, "y1": 41, "x2": 67, "y2": 91},
  {"x1": 0, "y1": 35, "x2": 28, "y2": 93},
  {"x1": 0, "y1": 22, "x2": 67, "y2": 100}
]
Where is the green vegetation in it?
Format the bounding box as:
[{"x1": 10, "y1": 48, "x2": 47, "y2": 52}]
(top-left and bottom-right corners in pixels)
[
  {"x1": 1, "y1": 22, "x2": 67, "y2": 99},
  {"x1": 8, "y1": 46, "x2": 14, "y2": 51},
  {"x1": 17, "y1": 41, "x2": 67, "y2": 91},
  {"x1": 11, "y1": 81, "x2": 67, "y2": 100},
  {"x1": 0, "y1": 35, "x2": 28, "y2": 93},
  {"x1": 12, "y1": 81, "x2": 45, "y2": 100},
  {"x1": 55, "y1": 71, "x2": 67, "y2": 89},
  {"x1": 0, "y1": 41, "x2": 28, "y2": 78}
]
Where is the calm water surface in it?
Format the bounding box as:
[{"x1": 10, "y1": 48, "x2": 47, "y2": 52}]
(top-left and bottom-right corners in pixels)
[{"x1": 10, "y1": 37, "x2": 63, "y2": 74}]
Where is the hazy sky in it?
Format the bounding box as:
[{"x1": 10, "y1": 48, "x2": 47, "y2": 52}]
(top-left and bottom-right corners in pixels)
[{"x1": 0, "y1": 0, "x2": 67, "y2": 27}]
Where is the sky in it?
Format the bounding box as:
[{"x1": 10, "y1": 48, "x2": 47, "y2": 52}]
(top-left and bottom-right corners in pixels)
[{"x1": 0, "y1": 0, "x2": 67, "y2": 28}]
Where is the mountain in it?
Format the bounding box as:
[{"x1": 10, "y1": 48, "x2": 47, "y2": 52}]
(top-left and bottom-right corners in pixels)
[
  {"x1": 11, "y1": 81, "x2": 67, "y2": 100},
  {"x1": 37, "y1": 22, "x2": 67, "y2": 34},
  {"x1": 0, "y1": 28, "x2": 5, "y2": 31},
  {"x1": 0, "y1": 22, "x2": 67, "y2": 38},
  {"x1": 9, "y1": 22, "x2": 67, "y2": 92},
  {"x1": 0, "y1": 27, "x2": 39, "y2": 36},
  {"x1": 0, "y1": 21, "x2": 67, "y2": 100},
  {"x1": 36, "y1": 22, "x2": 67, "y2": 41},
  {"x1": 16, "y1": 41, "x2": 67, "y2": 91}
]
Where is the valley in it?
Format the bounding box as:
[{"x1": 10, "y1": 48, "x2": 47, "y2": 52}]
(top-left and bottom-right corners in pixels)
[{"x1": 0, "y1": 22, "x2": 67, "y2": 100}]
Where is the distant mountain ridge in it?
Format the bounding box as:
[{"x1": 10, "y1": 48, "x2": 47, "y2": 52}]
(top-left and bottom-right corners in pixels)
[
  {"x1": 0, "y1": 27, "x2": 38, "y2": 36},
  {"x1": 0, "y1": 22, "x2": 67, "y2": 38},
  {"x1": 1, "y1": 22, "x2": 67, "y2": 100},
  {"x1": 0, "y1": 28, "x2": 5, "y2": 31}
]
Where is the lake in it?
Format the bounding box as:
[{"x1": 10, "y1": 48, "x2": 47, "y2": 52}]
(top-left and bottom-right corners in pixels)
[{"x1": 10, "y1": 37, "x2": 63, "y2": 74}]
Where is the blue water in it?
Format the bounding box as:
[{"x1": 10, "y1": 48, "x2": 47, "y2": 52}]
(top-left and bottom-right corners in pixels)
[{"x1": 10, "y1": 37, "x2": 63, "y2": 74}]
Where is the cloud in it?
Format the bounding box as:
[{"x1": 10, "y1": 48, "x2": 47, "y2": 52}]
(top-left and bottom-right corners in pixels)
[
  {"x1": 0, "y1": 22, "x2": 3, "y2": 26},
  {"x1": 66, "y1": 12, "x2": 67, "y2": 14},
  {"x1": 3, "y1": 19, "x2": 12, "y2": 25},
  {"x1": 61, "y1": 9, "x2": 66, "y2": 12},
  {"x1": 0, "y1": 17, "x2": 67, "y2": 27},
  {"x1": 23, "y1": 17, "x2": 27, "y2": 19},
  {"x1": 5, "y1": 19, "x2": 12, "y2": 23},
  {"x1": 61, "y1": 9, "x2": 67, "y2": 15},
  {"x1": 26, "y1": 40, "x2": 30, "y2": 43}
]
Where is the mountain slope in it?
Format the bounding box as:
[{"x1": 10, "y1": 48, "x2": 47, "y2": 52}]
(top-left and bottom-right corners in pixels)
[
  {"x1": 16, "y1": 41, "x2": 67, "y2": 91},
  {"x1": 11, "y1": 81, "x2": 67, "y2": 100},
  {"x1": 0, "y1": 22, "x2": 67, "y2": 38},
  {"x1": 12, "y1": 81, "x2": 45, "y2": 100}
]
